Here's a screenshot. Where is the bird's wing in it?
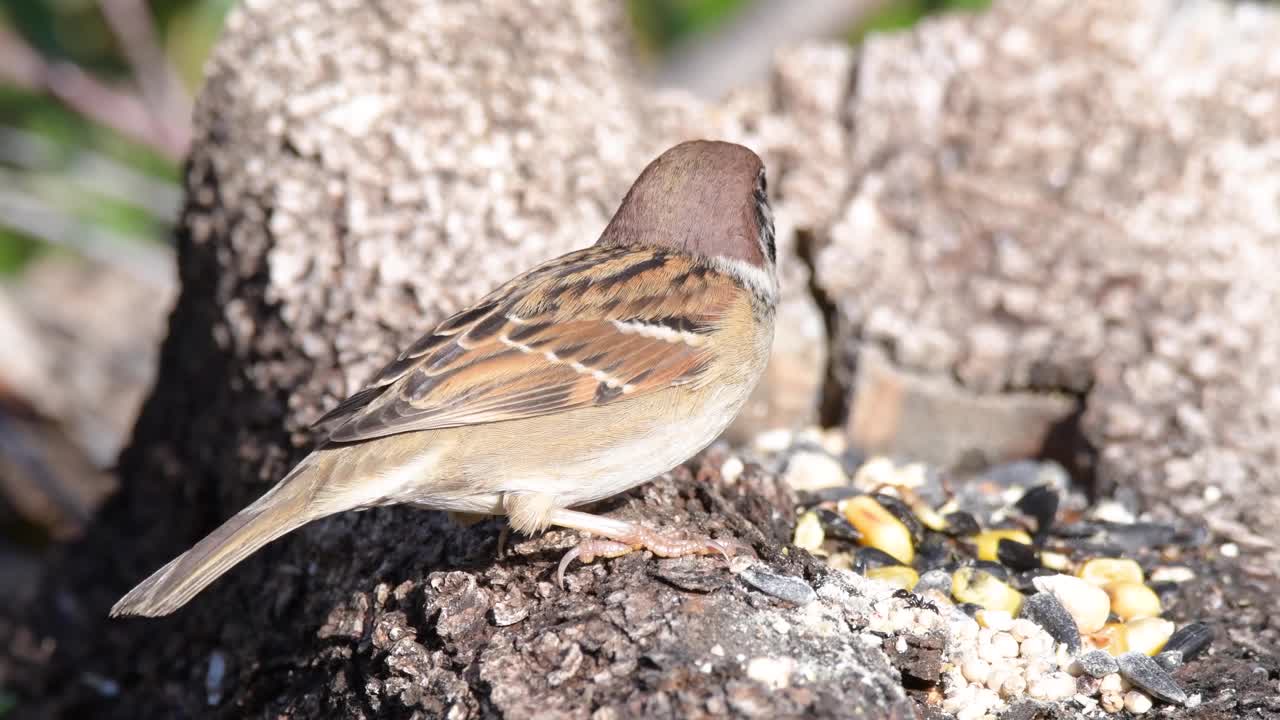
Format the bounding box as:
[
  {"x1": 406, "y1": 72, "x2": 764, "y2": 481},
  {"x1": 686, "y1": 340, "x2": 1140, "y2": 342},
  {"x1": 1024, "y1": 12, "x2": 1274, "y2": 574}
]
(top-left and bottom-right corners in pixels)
[{"x1": 313, "y1": 245, "x2": 739, "y2": 442}]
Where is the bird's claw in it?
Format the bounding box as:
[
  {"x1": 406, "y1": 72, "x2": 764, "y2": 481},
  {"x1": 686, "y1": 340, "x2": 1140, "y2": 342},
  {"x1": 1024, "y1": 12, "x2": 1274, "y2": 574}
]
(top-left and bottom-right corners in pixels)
[{"x1": 555, "y1": 528, "x2": 743, "y2": 589}]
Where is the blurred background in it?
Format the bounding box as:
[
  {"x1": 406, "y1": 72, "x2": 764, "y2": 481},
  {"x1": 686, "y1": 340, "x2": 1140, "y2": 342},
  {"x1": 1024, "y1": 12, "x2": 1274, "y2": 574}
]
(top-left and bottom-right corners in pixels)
[
  {"x1": 0, "y1": 0, "x2": 990, "y2": 580},
  {"x1": 0, "y1": 5, "x2": 996, "y2": 713}
]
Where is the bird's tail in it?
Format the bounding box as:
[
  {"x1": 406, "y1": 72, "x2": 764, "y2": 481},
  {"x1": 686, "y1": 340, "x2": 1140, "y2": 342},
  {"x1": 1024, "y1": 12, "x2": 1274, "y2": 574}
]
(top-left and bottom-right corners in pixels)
[{"x1": 110, "y1": 463, "x2": 322, "y2": 618}]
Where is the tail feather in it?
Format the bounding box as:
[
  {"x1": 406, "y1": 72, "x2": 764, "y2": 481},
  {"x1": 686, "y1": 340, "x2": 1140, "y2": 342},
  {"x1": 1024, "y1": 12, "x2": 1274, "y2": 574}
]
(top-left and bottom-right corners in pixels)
[{"x1": 111, "y1": 476, "x2": 317, "y2": 618}]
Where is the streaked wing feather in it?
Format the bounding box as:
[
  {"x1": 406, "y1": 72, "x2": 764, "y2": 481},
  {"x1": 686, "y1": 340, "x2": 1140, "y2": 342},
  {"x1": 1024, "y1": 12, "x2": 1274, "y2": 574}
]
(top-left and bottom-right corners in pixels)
[{"x1": 322, "y1": 246, "x2": 734, "y2": 443}]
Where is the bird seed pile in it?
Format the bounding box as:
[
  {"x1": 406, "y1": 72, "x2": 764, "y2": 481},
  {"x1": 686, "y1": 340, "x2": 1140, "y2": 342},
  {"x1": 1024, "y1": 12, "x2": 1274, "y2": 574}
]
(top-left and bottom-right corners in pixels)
[{"x1": 732, "y1": 428, "x2": 1215, "y2": 719}]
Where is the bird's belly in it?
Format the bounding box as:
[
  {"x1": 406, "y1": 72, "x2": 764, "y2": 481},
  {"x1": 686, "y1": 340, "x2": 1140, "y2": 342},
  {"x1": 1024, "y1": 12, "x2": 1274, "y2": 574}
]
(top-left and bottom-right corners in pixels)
[{"x1": 454, "y1": 383, "x2": 752, "y2": 509}]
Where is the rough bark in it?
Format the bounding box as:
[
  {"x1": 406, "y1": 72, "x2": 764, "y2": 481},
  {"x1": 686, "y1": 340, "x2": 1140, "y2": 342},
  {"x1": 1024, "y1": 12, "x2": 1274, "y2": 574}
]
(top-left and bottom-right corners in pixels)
[
  {"x1": 819, "y1": 0, "x2": 1280, "y2": 558},
  {"x1": 6, "y1": 0, "x2": 1280, "y2": 718}
]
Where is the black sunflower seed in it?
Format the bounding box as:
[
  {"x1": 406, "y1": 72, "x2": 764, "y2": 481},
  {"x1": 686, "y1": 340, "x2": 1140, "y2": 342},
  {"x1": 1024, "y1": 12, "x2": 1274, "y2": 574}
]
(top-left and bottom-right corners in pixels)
[
  {"x1": 1162, "y1": 621, "x2": 1212, "y2": 662},
  {"x1": 1020, "y1": 591, "x2": 1081, "y2": 652},
  {"x1": 996, "y1": 538, "x2": 1041, "y2": 572},
  {"x1": 943, "y1": 511, "x2": 981, "y2": 537},
  {"x1": 1117, "y1": 651, "x2": 1187, "y2": 705},
  {"x1": 816, "y1": 508, "x2": 862, "y2": 543},
  {"x1": 853, "y1": 546, "x2": 907, "y2": 573},
  {"x1": 1014, "y1": 484, "x2": 1060, "y2": 542}
]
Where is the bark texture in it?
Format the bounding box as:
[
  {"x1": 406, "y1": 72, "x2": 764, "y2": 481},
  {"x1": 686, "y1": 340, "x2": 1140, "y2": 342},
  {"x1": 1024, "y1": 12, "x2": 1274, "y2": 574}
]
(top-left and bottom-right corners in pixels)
[
  {"x1": 6, "y1": 0, "x2": 1280, "y2": 718},
  {"x1": 818, "y1": 0, "x2": 1280, "y2": 559}
]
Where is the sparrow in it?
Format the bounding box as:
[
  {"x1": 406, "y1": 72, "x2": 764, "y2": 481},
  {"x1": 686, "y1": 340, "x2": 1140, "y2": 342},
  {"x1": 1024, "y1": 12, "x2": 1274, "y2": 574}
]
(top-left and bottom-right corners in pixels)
[{"x1": 112, "y1": 139, "x2": 778, "y2": 617}]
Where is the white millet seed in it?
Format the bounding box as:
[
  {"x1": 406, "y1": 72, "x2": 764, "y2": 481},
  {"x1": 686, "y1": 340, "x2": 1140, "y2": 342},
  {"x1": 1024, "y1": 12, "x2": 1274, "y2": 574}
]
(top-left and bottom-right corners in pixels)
[
  {"x1": 972, "y1": 687, "x2": 1001, "y2": 710},
  {"x1": 1000, "y1": 674, "x2": 1027, "y2": 698},
  {"x1": 1099, "y1": 673, "x2": 1125, "y2": 693},
  {"x1": 1023, "y1": 657, "x2": 1052, "y2": 678},
  {"x1": 985, "y1": 668, "x2": 1011, "y2": 693},
  {"x1": 1019, "y1": 632, "x2": 1053, "y2": 658},
  {"x1": 1042, "y1": 672, "x2": 1077, "y2": 701},
  {"x1": 942, "y1": 685, "x2": 974, "y2": 714},
  {"x1": 990, "y1": 632, "x2": 1020, "y2": 658},
  {"x1": 1010, "y1": 618, "x2": 1039, "y2": 642},
  {"x1": 978, "y1": 609, "x2": 1014, "y2": 632},
  {"x1": 1124, "y1": 690, "x2": 1153, "y2": 714},
  {"x1": 962, "y1": 657, "x2": 991, "y2": 685}
]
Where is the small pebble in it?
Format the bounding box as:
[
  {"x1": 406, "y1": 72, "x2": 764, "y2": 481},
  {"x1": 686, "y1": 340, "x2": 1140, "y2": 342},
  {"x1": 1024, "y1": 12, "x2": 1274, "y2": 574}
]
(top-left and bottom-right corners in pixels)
[
  {"x1": 916, "y1": 569, "x2": 953, "y2": 595},
  {"x1": 745, "y1": 656, "x2": 794, "y2": 690},
  {"x1": 1074, "y1": 693, "x2": 1100, "y2": 712},
  {"x1": 738, "y1": 564, "x2": 817, "y2": 605},
  {"x1": 1100, "y1": 690, "x2": 1124, "y2": 713},
  {"x1": 1155, "y1": 650, "x2": 1183, "y2": 670},
  {"x1": 783, "y1": 451, "x2": 849, "y2": 493},
  {"x1": 753, "y1": 428, "x2": 793, "y2": 453},
  {"x1": 1075, "y1": 674, "x2": 1101, "y2": 696},
  {"x1": 1220, "y1": 542, "x2": 1239, "y2": 558},
  {"x1": 1124, "y1": 689, "x2": 1154, "y2": 714},
  {"x1": 720, "y1": 456, "x2": 745, "y2": 484},
  {"x1": 1076, "y1": 649, "x2": 1120, "y2": 678},
  {"x1": 1149, "y1": 566, "x2": 1195, "y2": 584},
  {"x1": 1117, "y1": 651, "x2": 1188, "y2": 705}
]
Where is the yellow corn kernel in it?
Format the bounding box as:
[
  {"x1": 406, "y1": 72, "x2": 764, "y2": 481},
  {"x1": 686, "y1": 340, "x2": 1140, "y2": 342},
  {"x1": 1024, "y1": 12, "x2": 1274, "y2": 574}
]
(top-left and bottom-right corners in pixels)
[
  {"x1": 974, "y1": 529, "x2": 1033, "y2": 563},
  {"x1": 1077, "y1": 558, "x2": 1144, "y2": 586},
  {"x1": 793, "y1": 511, "x2": 826, "y2": 553},
  {"x1": 1123, "y1": 617, "x2": 1175, "y2": 656},
  {"x1": 913, "y1": 502, "x2": 950, "y2": 533},
  {"x1": 1090, "y1": 622, "x2": 1129, "y2": 656},
  {"x1": 1104, "y1": 581, "x2": 1162, "y2": 621},
  {"x1": 844, "y1": 495, "x2": 915, "y2": 565},
  {"x1": 952, "y1": 567, "x2": 1024, "y2": 615},
  {"x1": 867, "y1": 566, "x2": 919, "y2": 591},
  {"x1": 1041, "y1": 551, "x2": 1072, "y2": 572}
]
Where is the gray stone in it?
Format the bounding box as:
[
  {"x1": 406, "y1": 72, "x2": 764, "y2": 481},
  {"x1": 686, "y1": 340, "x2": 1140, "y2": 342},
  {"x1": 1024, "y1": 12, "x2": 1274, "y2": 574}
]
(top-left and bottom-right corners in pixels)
[{"x1": 738, "y1": 564, "x2": 818, "y2": 605}]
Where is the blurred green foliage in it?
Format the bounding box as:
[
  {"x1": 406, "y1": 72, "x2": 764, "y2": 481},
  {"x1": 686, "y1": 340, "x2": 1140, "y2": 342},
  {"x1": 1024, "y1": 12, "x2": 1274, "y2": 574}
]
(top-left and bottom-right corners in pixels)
[
  {"x1": 0, "y1": 0, "x2": 234, "y2": 275},
  {"x1": 853, "y1": 0, "x2": 990, "y2": 40},
  {"x1": 0, "y1": 0, "x2": 987, "y2": 276},
  {"x1": 628, "y1": 0, "x2": 748, "y2": 53}
]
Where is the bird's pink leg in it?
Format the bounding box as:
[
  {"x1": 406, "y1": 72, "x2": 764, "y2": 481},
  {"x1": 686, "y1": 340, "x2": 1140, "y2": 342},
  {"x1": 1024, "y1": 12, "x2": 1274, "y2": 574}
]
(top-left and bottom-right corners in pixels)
[{"x1": 547, "y1": 508, "x2": 740, "y2": 588}]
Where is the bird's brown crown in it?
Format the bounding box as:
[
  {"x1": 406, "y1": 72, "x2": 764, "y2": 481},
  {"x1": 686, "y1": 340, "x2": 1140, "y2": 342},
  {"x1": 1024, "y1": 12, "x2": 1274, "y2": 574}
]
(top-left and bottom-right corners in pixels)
[{"x1": 599, "y1": 140, "x2": 773, "y2": 268}]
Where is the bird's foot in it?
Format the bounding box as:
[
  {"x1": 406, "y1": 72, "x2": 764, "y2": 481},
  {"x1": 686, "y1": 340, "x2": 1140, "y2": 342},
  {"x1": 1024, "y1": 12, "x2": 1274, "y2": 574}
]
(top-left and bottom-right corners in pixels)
[{"x1": 555, "y1": 522, "x2": 740, "y2": 588}]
